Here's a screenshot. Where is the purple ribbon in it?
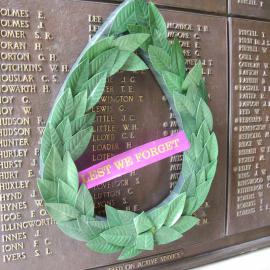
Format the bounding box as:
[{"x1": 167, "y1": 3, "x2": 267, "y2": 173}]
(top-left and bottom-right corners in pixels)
[{"x1": 79, "y1": 131, "x2": 190, "y2": 189}]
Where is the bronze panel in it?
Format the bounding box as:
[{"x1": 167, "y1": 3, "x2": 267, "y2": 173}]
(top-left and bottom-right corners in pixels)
[
  {"x1": 115, "y1": 0, "x2": 227, "y2": 13},
  {"x1": 229, "y1": 0, "x2": 270, "y2": 20},
  {"x1": 0, "y1": 0, "x2": 227, "y2": 269},
  {"x1": 155, "y1": 0, "x2": 226, "y2": 13},
  {"x1": 228, "y1": 18, "x2": 270, "y2": 235}
]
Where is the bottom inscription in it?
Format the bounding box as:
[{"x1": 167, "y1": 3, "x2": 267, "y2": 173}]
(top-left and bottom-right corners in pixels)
[{"x1": 106, "y1": 250, "x2": 185, "y2": 270}]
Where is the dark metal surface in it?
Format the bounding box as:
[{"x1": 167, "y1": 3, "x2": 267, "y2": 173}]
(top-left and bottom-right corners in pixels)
[
  {"x1": 1, "y1": 0, "x2": 270, "y2": 270},
  {"x1": 155, "y1": 0, "x2": 226, "y2": 13},
  {"x1": 114, "y1": 0, "x2": 227, "y2": 14},
  {"x1": 0, "y1": 1, "x2": 228, "y2": 269},
  {"x1": 96, "y1": 232, "x2": 270, "y2": 270},
  {"x1": 228, "y1": 18, "x2": 270, "y2": 235},
  {"x1": 229, "y1": 0, "x2": 270, "y2": 20}
]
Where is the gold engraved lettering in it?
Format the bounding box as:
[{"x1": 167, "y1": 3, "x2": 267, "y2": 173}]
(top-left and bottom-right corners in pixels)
[
  {"x1": 0, "y1": 8, "x2": 30, "y2": 18},
  {"x1": 0, "y1": 19, "x2": 30, "y2": 28},
  {"x1": 0, "y1": 30, "x2": 26, "y2": 39}
]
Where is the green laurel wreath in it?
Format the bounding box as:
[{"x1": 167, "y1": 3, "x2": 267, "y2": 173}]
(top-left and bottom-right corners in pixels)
[{"x1": 38, "y1": 0, "x2": 218, "y2": 260}]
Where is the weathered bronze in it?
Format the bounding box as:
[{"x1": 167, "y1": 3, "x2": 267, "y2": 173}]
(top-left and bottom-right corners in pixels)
[
  {"x1": 0, "y1": 0, "x2": 270, "y2": 269},
  {"x1": 229, "y1": 0, "x2": 270, "y2": 20},
  {"x1": 115, "y1": 0, "x2": 227, "y2": 13},
  {"x1": 228, "y1": 18, "x2": 270, "y2": 235},
  {"x1": 156, "y1": 0, "x2": 226, "y2": 13}
]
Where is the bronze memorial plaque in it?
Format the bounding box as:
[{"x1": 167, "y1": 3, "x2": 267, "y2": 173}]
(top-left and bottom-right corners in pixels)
[
  {"x1": 229, "y1": 0, "x2": 270, "y2": 20},
  {"x1": 115, "y1": 0, "x2": 227, "y2": 14},
  {"x1": 0, "y1": 0, "x2": 229, "y2": 269},
  {"x1": 228, "y1": 18, "x2": 270, "y2": 235},
  {"x1": 155, "y1": 0, "x2": 226, "y2": 13}
]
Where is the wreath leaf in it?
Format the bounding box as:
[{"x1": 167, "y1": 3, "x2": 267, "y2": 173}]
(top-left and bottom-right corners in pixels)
[
  {"x1": 134, "y1": 212, "x2": 153, "y2": 234},
  {"x1": 114, "y1": 33, "x2": 150, "y2": 51},
  {"x1": 66, "y1": 59, "x2": 89, "y2": 93},
  {"x1": 165, "y1": 193, "x2": 186, "y2": 227},
  {"x1": 182, "y1": 61, "x2": 203, "y2": 90},
  {"x1": 110, "y1": 50, "x2": 132, "y2": 75},
  {"x1": 155, "y1": 227, "x2": 182, "y2": 245},
  {"x1": 38, "y1": 178, "x2": 58, "y2": 203},
  {"x1": 57, "y1": 179, "x2": 77, "y2": 205},
  {"x1": 171, "y1": 38, "x2": 186, "y2": 83},
  {"x1": 119, "y1": 244, "x2": 141, "y2": 260},
  {"x1": 135, "y1": 0, "x2": 148, "y2": 25},
  {"x1": 148, "y1": 204, "x2": 170, "y2": 230},
  {"x1": 136, "y1": 231, "x2": 154, "y2": 250},
  {"x1": 72, "y1": 91, "x2": 87, "y2": 119},
  {"x1": 89, "y1": 48, "x2": 118, "y2": 77},
  {"x1": 46, "y1": 203, "x2": 80, "y2": 222},
  {"x1": 43, "y1": 146, "x2": 62, "y2": 181},
  {"x1": 101, "y1": 225, "x2": 136, "y2": 247},
  {"x1": 106, "y1": 205, "x2": 122, "y2": 227},
  {"x1": 148, "y1": 45, "x2": 171, "y2": 73},
  {"x1": 196, "y1": 99, "x2": 213, "y2": 131},
  {"x1": 87, "y1": 236, "x2": 122, "y2": 254},
  {"x1": 162, "y1": 70, "x2": 182, "y2": 94},
  {"x1": 64, "y1": 127, "x2": 93, "y2": 161},
  {"x1": 75, "y1": 184, "x2": 94, "y2": 217},
  {"x1": 110, "y1": 1, "x2": 136, "y2": 35},
  {"x1": 58, "y1": 219, "x2": 87, "y2": 241},
  {"x1": 81, "y1": 36, "x2": 115, "y2": 63},
  {"x1": 62, "y1": 151, "x2": 79, "y2": 191},
  {"x1": 70, "y1": 112, "x2": 95, "y2": 134},
  {"x1": 173, "y1": 216, "x2": 199, "y2": 234},
  {"x1": 148, "y1": 2, "x2": 167, "y2": 39},
  {"x1": 121, "y1": 53, "x2": 148, "y2": 71}
]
